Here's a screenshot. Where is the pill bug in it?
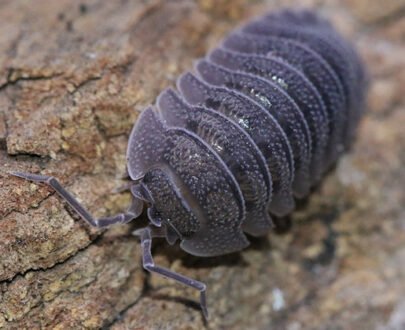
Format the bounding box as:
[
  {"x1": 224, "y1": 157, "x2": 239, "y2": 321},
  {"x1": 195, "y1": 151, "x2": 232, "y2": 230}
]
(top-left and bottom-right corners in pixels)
[{"x1": 12, "y1": 9, "x2": 367, "y2": 319}]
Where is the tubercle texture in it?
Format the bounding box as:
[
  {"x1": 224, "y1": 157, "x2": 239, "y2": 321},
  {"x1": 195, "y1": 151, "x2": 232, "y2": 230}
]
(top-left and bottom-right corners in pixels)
[{"x1": 126, "y1": 9, "x2": 367, "y2": 257}]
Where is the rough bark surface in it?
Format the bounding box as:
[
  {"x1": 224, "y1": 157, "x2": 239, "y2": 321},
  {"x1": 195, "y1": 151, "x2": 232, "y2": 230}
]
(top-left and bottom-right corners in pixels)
[{"x1": 0, "y1": 0, "x2": 404, "y2": 329}]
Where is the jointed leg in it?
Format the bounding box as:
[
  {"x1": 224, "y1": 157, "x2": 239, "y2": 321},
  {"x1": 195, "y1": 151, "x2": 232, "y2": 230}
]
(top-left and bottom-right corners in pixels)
[
  {"x1": 11, "y1": 172, "x2": 143, "y2": 228},
  {"x1": 12, "y1": 172, "x2": 208, "y2": 316},
  {"x1": 136, "y1": 226, "x2": 208, "y2": 319}
]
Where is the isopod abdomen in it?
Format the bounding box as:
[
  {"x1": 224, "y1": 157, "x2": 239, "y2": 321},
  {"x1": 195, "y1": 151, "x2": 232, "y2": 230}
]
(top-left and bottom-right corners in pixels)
[{"x1": 12, "y1": 8, "x2": 367, "y2": 319}]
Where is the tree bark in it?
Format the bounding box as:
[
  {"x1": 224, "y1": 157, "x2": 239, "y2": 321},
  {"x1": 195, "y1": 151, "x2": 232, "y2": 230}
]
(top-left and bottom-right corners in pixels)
[{"x1": 0, "y1": 0, "x2": 404, "y2": 329}]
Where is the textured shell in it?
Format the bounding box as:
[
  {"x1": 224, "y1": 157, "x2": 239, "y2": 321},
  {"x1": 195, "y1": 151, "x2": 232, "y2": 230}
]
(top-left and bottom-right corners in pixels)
[{"x1": 126, "y1": 9, "x2": 366, "y2": 257}]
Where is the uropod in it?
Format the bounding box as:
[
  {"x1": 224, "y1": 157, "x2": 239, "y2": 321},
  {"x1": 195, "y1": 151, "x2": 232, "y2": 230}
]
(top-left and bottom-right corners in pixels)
[{"x1": 12, "y1": 8, "x2": 367, "y2": 319}]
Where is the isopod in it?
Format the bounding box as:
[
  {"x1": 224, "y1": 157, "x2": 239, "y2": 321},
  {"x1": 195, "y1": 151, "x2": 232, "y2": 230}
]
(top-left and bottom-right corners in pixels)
[{"x1": 11, "y1": 8, "x2": 367, "y2": 319}]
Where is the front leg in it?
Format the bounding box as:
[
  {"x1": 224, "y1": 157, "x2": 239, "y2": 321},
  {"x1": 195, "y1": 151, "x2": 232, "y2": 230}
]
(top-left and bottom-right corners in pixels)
[
  {"x1": 135, "y1": 226, "x2": 209, "y2": 319},
  {"x1": 11, "y1": 172, "x2": 143, "y2": 228}
]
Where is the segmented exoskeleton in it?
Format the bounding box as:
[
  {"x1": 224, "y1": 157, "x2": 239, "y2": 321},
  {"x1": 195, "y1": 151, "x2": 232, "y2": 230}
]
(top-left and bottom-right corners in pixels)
[{"x1": 12, "y1": 9, "x2": 367, "y2": 319}]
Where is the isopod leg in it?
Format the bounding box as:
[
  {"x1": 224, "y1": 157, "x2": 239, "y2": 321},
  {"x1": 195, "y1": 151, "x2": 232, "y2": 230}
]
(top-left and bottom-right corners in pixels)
[
  {"x1": 10, "y1": 172, "x2": 143, "y2": 228},
  {"x1": 137, "y1": 226, "x2": 208, "y2": 319}
]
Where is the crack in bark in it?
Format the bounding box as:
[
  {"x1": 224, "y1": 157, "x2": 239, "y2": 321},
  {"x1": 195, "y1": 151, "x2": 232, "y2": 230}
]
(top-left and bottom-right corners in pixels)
[
  {"x1": 67, "y1": 75, "x2": 102, "y2": 96},
  {"x1": 0, "y1": 69, "x2": 63, "y2": 92}
]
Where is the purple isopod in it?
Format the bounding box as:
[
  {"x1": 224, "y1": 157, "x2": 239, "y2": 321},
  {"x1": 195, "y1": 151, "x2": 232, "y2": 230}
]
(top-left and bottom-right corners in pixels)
[{"x1": 11, "y1": 8, "x2": 367, "y2": 319}]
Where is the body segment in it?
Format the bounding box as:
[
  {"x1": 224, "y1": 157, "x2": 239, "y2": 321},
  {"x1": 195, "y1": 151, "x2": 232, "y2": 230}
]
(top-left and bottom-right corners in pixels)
[{"x1": 11, "y1": 9, "x2": 367, "y2": 320}]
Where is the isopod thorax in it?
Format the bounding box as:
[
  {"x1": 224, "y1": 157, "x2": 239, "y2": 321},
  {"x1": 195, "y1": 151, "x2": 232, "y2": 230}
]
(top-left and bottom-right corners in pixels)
[{"x1": 12, "y1": 9, "x2": 367, "y2": 318}]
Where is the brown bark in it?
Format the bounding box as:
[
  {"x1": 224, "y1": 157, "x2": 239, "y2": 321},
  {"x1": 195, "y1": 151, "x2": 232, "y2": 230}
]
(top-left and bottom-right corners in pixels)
[{"x1": 0, "y1": 0, "x2": 404, "y2": 329}]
